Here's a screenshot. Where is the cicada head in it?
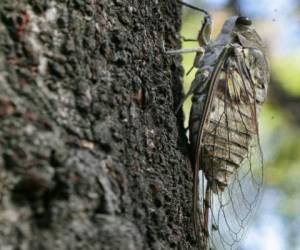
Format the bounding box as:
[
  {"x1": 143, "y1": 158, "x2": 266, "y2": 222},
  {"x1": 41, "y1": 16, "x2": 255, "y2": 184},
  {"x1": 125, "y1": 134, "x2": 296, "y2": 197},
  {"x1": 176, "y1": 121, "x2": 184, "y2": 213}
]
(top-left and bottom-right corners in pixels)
[{"x1": 216, "y1": 16, "x2": 265, "y2": 49}]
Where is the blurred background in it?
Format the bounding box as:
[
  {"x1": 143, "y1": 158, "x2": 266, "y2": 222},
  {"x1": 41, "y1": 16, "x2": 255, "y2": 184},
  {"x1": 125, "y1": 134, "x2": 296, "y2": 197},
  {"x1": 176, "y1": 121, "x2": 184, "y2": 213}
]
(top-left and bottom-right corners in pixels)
[{"x1": 180, "y1": 0, "x2": 300, "y2": 249}]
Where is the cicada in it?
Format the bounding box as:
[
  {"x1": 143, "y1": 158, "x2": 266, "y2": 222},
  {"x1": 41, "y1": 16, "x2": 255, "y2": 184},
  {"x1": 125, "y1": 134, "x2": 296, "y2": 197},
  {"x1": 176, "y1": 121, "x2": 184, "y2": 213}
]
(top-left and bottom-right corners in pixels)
[{"x1": 167, "y1": 2, "x2": 270, "y2": 249}]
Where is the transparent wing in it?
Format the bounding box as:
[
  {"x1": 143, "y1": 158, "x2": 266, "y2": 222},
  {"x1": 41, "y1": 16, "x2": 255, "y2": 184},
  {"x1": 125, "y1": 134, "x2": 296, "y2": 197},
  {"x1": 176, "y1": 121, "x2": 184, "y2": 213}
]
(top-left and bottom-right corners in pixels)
[
  {"x1": 198, "y1": 47, "x2": 267, "y2": 250},
  {"x1": 207, "y1": 136, "x2": 264, "y2": 250}
]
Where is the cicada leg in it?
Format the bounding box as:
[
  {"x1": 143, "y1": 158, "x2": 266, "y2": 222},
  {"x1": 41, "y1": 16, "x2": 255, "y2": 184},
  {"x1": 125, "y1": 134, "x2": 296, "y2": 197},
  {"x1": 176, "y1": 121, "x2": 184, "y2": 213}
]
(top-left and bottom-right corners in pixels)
[
  {"x1": 165, "y1": 47, "x2": 205, "y2": 55},
  {"x1": 162, "y1": 37, "x2": 204, "y2": 55},
  {"x1": 164, "y1": 47, "x2": 204, "y2": 76},
  {"x1": 180, "y1": 35, "x2": 198, "y2": 42}
]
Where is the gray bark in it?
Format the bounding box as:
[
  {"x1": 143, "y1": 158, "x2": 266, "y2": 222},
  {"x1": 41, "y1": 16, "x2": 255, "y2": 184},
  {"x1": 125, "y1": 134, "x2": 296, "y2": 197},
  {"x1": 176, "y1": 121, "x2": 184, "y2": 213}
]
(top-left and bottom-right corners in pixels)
[{"x1": 0, "y1": 0, "x2": 196, "y2": 249}]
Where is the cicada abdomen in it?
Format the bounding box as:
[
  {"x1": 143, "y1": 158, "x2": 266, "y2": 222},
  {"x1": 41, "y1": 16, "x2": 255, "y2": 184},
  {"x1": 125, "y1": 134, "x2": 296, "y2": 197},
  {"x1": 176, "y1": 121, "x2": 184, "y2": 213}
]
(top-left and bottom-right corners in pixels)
[{"x1": 186, "y1": 15, "x2": 269, "y2": 250}]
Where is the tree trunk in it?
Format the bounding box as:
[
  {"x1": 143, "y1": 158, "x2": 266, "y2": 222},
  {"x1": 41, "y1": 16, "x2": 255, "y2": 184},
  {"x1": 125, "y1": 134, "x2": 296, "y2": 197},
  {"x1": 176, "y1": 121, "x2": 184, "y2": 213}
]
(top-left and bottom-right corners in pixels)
[{"x1": 0, "y1": 0, "x2": 195, "y2": 249}]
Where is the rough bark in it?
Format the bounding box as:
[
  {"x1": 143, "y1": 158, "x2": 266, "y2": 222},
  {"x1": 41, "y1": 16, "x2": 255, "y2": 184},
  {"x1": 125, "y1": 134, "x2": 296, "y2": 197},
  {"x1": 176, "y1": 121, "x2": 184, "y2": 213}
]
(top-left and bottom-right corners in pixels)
[{"x1": 0, "y1": 0, "x2": 195, "y2": 249}]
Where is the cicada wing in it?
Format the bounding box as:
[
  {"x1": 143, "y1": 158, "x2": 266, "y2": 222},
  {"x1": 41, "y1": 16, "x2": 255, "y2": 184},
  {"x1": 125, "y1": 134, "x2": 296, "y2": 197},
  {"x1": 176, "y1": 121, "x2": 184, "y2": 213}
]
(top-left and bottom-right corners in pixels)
[
  {"x1": 202, "y1": 47, "x2": 268, "y2": 250},
  {"x1": 189, "y1": 47, "x2": 235, "y2": 247},
  {"x1": 208, "y1": 135, "x2": 264, "y2": 250}
]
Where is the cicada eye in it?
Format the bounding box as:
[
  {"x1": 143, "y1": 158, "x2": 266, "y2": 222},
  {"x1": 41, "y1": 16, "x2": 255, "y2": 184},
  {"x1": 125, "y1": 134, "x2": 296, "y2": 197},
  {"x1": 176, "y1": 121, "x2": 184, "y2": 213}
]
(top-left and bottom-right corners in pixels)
[{"x1": 236, "y1": 16, "x2": 252, "y2": 26}]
